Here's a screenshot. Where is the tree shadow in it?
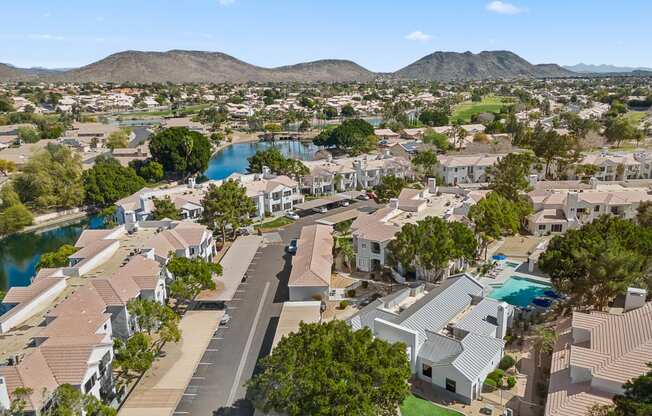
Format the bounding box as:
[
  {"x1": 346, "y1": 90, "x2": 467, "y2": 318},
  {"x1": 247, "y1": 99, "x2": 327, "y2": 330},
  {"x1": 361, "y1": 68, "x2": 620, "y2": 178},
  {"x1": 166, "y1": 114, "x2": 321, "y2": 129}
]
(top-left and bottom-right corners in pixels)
[{"x1": 272, "y1": 252, "x2": 292, "y2": 303}]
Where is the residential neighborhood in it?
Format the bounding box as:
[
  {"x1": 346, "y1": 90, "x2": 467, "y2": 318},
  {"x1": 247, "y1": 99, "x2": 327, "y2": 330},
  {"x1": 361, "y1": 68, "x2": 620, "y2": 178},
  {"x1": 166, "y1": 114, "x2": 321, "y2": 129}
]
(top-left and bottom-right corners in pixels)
[{"x1": 0, "y1": 2, "x2": 652, "y2": 416}]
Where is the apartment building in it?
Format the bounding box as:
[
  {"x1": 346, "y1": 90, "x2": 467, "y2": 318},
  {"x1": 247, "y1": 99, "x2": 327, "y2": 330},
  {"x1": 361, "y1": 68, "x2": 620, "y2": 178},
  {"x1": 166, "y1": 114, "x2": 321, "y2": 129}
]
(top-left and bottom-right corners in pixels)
[
  {"x1": 145, "y1": 221, "x2": 216, "y2": 263},
  {"x1": 526, "y1": 182, "x2": 652, "y2": 236},
  {"x1": 546, "y1": 289, "x2": 651, "y2": 415},
  {"x1": 115, "y1": 183, "x2": 204, "y2": 225},
  {"x1": 348, "y1": 274, "x2": 512, "y2": 404},
  {"x1": 436, "y1": 154, "x2": 505, "y2": 186},
  {"x1": 227, "y1": 169, "x2": 304, "y2": 218},
  {"x1": 288, "y1": 224, "x2": 334, "y2": 301},
  {"x1": 574, "y1": 150, "x2": 652, "y2": 181}
]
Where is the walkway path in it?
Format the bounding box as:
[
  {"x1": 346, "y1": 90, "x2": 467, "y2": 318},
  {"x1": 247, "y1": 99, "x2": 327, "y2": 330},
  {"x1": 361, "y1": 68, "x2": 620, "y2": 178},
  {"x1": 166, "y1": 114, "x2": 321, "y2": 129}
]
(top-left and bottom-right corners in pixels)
[{"x1": 119, "y1": 310, "x2": 222, "y2": 416}]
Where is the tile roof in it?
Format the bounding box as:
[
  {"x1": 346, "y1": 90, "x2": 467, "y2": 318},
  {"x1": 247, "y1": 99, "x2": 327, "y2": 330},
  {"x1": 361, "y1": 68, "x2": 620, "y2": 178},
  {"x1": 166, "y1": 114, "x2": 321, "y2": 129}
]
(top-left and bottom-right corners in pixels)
[{"x1": 288, "y1": 224, "x2": 333, "y2": 288}]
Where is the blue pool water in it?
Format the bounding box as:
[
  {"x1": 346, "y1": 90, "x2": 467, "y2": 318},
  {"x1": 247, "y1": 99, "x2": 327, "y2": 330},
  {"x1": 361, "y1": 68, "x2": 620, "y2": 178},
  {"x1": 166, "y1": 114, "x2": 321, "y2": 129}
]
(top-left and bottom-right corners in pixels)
[
  {"x1": 204, "y1": 141, "x2": 319, "y2": 180},
  {"x1": 488, "y1": 276, "x2": 554, "y2": 308}
]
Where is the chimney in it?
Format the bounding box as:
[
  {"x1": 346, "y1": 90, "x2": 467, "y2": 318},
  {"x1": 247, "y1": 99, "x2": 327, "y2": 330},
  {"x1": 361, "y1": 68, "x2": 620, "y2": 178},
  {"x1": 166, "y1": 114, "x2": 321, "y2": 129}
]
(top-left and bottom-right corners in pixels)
[
  {"x1": 262, "y1": 166, "x2": 272, "y2": 178},
  {"x1": 188, "y1": 177, "x2": 196, "y2": 188},
  {"x1": 427, "y1": 178, "x2": 438, "y2": 194},
  {"x1": 565, "y1": 192, "x2": 579, "y2": 220},
  {"x1": 528, "y1": 174, "x2": 538, "y2": 188},
  {"x1": 139, "y1": 195, "x2": 148, "y2": 212},
  {"x1": 624, "y1": 287, "x2": 647, "y2": 312},
  {"x1": 384, "y1": 149, "x2": 391, "y2": 158},
  {"x1": 389, "y1": 198, "x2": 400, "y2": 210},
  {"x1": 496, "y1": 302, "x2": 510, "y2": 339}
]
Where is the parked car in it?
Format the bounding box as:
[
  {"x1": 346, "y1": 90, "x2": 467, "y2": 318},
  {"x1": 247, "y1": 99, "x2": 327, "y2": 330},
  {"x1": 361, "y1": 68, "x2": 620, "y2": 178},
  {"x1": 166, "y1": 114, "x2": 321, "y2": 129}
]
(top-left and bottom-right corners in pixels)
[
  {"x1": 286, "y1": 239, "x2": 298, "y2": 254},
  {"x1": 340, "y1": 200, "x2": 350, "y2": 207},
  {"x1": 357, "y1": 194, "x2": 370, "y2": 200},
  {"x1": 366, "y1": 191, "x2": 377, "y2": 200},
  {"x1": 285, "y1": 211, "x2": 300, "y2": 220},
  {"x1": 313, "y1": 206, "x2": 328, "y2": 214}
]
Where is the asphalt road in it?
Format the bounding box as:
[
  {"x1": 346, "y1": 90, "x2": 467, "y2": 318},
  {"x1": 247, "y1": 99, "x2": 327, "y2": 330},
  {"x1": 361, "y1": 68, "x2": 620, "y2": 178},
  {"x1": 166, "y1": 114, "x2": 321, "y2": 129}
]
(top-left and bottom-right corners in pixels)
[{"x1": 174, "y1": 200, "x2": 377, "y2": 416}]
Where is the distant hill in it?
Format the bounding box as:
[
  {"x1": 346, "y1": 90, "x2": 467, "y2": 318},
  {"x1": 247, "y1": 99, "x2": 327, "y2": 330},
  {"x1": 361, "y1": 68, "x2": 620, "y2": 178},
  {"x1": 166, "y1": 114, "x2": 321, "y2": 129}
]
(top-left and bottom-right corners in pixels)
[
  {"x1": 564, "y1": 63, "x2": 652, "y2": 73},
  {"x1": 49, "y1": 50, "x2": 375, "y2": 83},
  {"x1": 394, "y1": 50, "x2": 574, "y2": 81},
  {"x1": 1, "y1": 49, "x2": 579, "y2": 83}
]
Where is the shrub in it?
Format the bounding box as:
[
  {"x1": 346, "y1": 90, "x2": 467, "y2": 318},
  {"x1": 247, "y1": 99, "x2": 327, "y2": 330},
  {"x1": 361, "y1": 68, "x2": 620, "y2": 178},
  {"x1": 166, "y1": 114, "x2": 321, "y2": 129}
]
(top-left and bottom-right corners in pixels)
[
  {"x1": 487, "y1": 369, "x2": 505, "y2": 384},
  {"x1": 338, "y1": 300, "x2": 349, "y2": 310},
  {"x1": 499, "y1": 354, "x2": 516, "y2": 371},
  {"x1": 483, "y1": 378, "x2": 498, "y2": 392},
  {"x1": 346, "y1": 289, "x2": 356, "y2": 298},
  {"x1": 506, "y1": 376, "x2": 517, "y2": 390}
]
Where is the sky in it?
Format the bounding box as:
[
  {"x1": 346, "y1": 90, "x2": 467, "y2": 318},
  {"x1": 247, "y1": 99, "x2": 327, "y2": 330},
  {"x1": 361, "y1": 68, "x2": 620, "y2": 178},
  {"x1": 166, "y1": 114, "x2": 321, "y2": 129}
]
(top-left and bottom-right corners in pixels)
[{"x1": 1, "y1": 0, "x2": 651, "y2": 71}]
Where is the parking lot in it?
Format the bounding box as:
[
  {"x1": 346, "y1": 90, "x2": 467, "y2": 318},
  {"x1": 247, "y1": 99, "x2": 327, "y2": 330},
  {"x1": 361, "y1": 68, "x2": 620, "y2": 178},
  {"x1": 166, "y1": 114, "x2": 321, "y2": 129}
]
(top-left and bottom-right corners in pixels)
[{"x1": 173, "y1": 198, "x2": 377, "y2": 416}]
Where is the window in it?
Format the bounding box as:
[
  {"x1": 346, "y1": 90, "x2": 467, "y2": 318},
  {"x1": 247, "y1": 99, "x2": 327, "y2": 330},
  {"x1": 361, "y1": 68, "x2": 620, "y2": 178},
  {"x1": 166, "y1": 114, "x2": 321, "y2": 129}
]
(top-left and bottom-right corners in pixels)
[
  {"x1": 445, "y1": 378, "x2": 456, "y2": 393},
  {"x1": 84, "y1": 374, "x2": 97, "y2": 393},
  {"x1": 551, "y1": 224, "x2": 563, "y2": 232},
  {"x1": 594, "y1": 205, "x2": 600, "y2": 212},
  {"x1": 422, "y1": 364, "x2": 432, "y2": 378},
  {"x1": 538, "y1": 225, "x2": 546, "y2": 231}
]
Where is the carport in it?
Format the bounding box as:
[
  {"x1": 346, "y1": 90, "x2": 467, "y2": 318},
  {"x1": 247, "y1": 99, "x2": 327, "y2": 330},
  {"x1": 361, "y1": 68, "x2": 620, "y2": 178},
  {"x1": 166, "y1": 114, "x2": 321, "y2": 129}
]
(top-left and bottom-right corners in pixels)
[
  {"x1": 293, "y1": 192, "x2": 362, "y2": 212},
  {"x1": 316, "y1": 208, "x2": 361, "y2": 226}
]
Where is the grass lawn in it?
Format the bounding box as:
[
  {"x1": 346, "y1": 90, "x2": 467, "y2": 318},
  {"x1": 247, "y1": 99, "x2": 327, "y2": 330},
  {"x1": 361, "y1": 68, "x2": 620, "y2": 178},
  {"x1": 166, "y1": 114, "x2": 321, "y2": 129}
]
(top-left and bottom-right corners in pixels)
[
  {"x1": 254, "y1": 216, "x2": 294, "y2": 231},
  {"x1": 400, "y1": 394, "x2": 464, "y2": 416},
  {"x1": 622, "y1": 111, "x2": 647, "y2": 127},
  {"x1": 451, "y1": 95, "x2": 513, "y2": 123}
]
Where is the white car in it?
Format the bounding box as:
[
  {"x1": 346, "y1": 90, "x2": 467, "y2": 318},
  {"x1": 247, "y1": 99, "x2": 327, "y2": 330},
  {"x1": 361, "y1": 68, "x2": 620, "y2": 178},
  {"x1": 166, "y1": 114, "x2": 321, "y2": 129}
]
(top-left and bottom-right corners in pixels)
[
  {"x1": 313, "y1": 206, "x2": 328, "y2": 214},
  {"x1": 340, "y1": 201, "x2": 350, "y2": 207},
  {"x1": 285, "y1": 211, "x2": 300, "y2": 220}
]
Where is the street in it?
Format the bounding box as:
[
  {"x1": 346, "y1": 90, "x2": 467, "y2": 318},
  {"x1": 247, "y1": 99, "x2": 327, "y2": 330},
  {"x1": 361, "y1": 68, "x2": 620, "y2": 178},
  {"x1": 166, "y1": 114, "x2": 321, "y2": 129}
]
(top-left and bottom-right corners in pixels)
[{"x1": 173, "y1": 200, "x2": 376, "y2": 416}]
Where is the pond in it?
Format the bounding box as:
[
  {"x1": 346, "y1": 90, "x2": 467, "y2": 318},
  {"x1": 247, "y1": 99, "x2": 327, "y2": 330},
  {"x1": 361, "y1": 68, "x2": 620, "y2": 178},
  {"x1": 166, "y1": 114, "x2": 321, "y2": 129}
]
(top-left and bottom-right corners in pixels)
[
  {"x1": 204, "y1": 140, "x2": 319, "y2": 180},
  {"x1": 0, "y1": 216, "x2": 105, "y2": 292}
]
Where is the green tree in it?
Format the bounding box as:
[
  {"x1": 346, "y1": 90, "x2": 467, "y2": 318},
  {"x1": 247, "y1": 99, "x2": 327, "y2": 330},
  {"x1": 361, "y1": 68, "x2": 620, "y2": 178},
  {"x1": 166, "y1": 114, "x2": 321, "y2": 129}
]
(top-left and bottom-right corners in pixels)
[
  {"x1": 113, "y1": 333, "x2": 155, "y2": 381},
  {"x1": 149, "y1": 127, "x2": 212, "y2": 178},
  {"x1": 247, "y1": 148, "x2": 308, "y2": 178},
  {"x1": 388, "y1": 217, "x2": 476, "y2": 280},
  {"x1": 43, "y1": 384, "x2": 116, "y2": 416},
  {"x1": 340, "y1": 104, "x2": 355, "y2": 117},
  {"x1": 201, "y1": 181, "x2": 256, "y2": 243},
  {"x1": 130, "y1": 160, "x2": 164, "y2": 183},
  {"x1": 151, "y1": 196, "x2": 181, "y2": 220},
  {"x1": 313, "y1": 119, "x2": 376, "y2": 155},
  {"x1": 0, "y1": 184, "x2": 21, "y2": 208},
  {"x1": 530, "y1": 127, "x2": 578, "y2": 178},
  {"x1": 264, "y1": 123, "x2": 282, "y2": 133},
  {"x1": 105, "y1": 128, "x2": 130, "y2": 150},
  {"x1": 374, "y1": 175, "x2": 408, "y2": 203},
  {"x1": 127, "y1": 298, "x2": 181, "y2": 348},
  {"x1": 538, "y1": 216, "x2": 650, "y2": 310},
  {"x1": 488, "y1": 153, "x2": 534, "y2": 201},
  {"x1": 167, "y1": 255, "x2": 222, "y2": 307},
  {"x1": 247, "y1": 320, "x2": 411, "y2": 416},
  {"x1": 605, "y1": 117, "x2": 637, "y2": 147},
  {"x1": 0, "y1": 96, "x2": 14, "y2": 112},
  {"x1": 468, "y1": 192, "x2": 529, "y2": 258},
  {"x1": 0, "y1": 203, "x2": 33, "y2": 236},
  {"x1": 411, "y1": 149, "x2": 439, "y2": 178},
  {"x1": 637, "y1": 201, "x2": 652, "y2": 228},
  {"x1": 17, "y1": 126, "x2": 40, "y2": 143},
  {"x1": 533, "y1": 327, "x2": 557, "y2": 368},
  {"x1": 13, "y1": 144, "x2": 84, "y2": 210},
  {"x1": 0, "y1": 159, "x2": 16, "y2": 176},
  {"x1": 322, "y1": 106, "x2": 338, "y2": 119},
  {"x1": 37, "y1": 244, "x2": 78, "y2": 269},
  {"x1": 83, "y1": 156, "x2": 145, "y2": 207},
  {"x1": 422, "y1": 129, "x2": 450, "y2": 151},
  {"x1": 336, "y1": 238, "x2": 355, "y2": 272},
  {"x1": 418, "y1": 109, "x2": 449, "y2": 127}
]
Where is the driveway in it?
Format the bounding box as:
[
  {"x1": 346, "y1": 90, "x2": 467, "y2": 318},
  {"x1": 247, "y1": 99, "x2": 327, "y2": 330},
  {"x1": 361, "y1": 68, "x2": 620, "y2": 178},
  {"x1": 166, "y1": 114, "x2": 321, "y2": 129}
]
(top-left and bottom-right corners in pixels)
[{"x1": 173, "y1": 199, "x2": 378, "y2": 416}]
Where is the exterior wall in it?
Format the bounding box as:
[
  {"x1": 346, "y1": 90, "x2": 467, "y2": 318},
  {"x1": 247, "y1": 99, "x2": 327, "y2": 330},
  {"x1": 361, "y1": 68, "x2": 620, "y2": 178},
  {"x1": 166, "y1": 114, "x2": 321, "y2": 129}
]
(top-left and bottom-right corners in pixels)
[
  {"x1": 419, "y1": 361, "x2": 474, "y2": 404},
  {"x1": 288, "y1": 286, "x2": 328, "y2": 302},
  {"x1": 108, "y1": 306, "x2": 134, "y2": 340},
  {"x1": 354, "y1": 236, "x2": 390, "y2": 272},
  {"x1": 373, "y1": 319, "x2": 419, "y2": 371},
  {"x1": 591, "y1": 376, "x2": 626, "y2": 396},
  {"x1": 0, "y1": 279, "x2": 67, "y2": 333}
]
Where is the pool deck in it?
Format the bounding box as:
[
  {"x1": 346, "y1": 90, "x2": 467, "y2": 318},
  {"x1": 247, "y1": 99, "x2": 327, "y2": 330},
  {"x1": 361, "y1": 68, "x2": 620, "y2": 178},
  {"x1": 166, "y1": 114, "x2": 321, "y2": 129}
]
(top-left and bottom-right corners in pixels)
[{"x1": 478, "y1": 260, "x2": 551, "y2": 290}]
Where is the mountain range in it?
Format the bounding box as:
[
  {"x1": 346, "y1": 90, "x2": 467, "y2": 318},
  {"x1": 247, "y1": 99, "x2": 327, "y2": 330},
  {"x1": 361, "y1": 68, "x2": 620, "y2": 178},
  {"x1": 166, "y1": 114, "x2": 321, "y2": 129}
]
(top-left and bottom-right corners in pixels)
[
  {"x1": 563, "y1": 63, "x2": 652, "y2": 74},
  {"x1": 0, "y1": 49, "x2": 575, "y2": 83}
]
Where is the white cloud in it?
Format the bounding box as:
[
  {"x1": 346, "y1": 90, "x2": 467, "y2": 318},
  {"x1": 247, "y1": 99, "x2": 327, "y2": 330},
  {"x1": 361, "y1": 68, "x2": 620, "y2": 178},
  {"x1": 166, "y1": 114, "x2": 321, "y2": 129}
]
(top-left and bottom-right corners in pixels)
[
  {"x1": 486, "y1": 1, "x2": 525, "y2": 15},
  {"x1": 218, "y1": 0, "x2": 235, "y2": 6},
  {"x1": 405, "y1": 31, "x2": 432, "y2": 42},
  {"x1": 28, "y1": 34, "x2": 65, "y2": 41}
]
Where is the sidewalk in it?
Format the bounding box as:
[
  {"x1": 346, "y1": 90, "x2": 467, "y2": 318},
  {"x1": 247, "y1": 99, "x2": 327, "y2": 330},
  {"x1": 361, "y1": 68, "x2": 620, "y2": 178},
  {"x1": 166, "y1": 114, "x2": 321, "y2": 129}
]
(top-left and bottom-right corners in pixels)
[{"x1": 119, "y1": 310, "x2": 222, "y2": 416}]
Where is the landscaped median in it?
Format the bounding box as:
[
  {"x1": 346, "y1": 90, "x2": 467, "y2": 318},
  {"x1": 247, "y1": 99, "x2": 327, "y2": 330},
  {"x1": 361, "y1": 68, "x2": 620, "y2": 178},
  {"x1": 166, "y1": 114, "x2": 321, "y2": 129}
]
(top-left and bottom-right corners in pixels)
[
  {"x1": 254, "y1": 216, "x2": 294, "y2": 232},
  {"x1": 400, "y1": 394, "x2": 465, "y2": 416}
]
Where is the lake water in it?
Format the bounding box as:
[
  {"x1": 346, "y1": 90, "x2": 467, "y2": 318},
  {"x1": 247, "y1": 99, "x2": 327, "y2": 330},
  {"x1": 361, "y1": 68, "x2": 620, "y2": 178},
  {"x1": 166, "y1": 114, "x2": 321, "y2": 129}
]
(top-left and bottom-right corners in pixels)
[
  {"x1": 0, "y1": 216, "x2": 105, "y2": 291},
  {"x1": 204, "y1": 140, "x2": 319, "y2": 180}
]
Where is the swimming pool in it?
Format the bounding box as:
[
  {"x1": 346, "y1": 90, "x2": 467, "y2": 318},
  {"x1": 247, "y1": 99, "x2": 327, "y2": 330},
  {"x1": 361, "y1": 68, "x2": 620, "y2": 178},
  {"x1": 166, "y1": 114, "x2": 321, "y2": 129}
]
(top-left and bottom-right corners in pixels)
[{"x1": 488, "y1": 276, "x2": 554, "y2": 308}]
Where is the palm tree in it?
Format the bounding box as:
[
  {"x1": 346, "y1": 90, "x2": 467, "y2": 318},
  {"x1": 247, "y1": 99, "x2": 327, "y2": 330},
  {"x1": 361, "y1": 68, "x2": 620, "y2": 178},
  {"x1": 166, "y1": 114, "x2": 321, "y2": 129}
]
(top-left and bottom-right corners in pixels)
[
  {"x1": 337, "y1": 238, "x2": 355, "y2": 272},
  {"x1": 533, "y1": 327, "x2": 557, "y2": 368}
]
